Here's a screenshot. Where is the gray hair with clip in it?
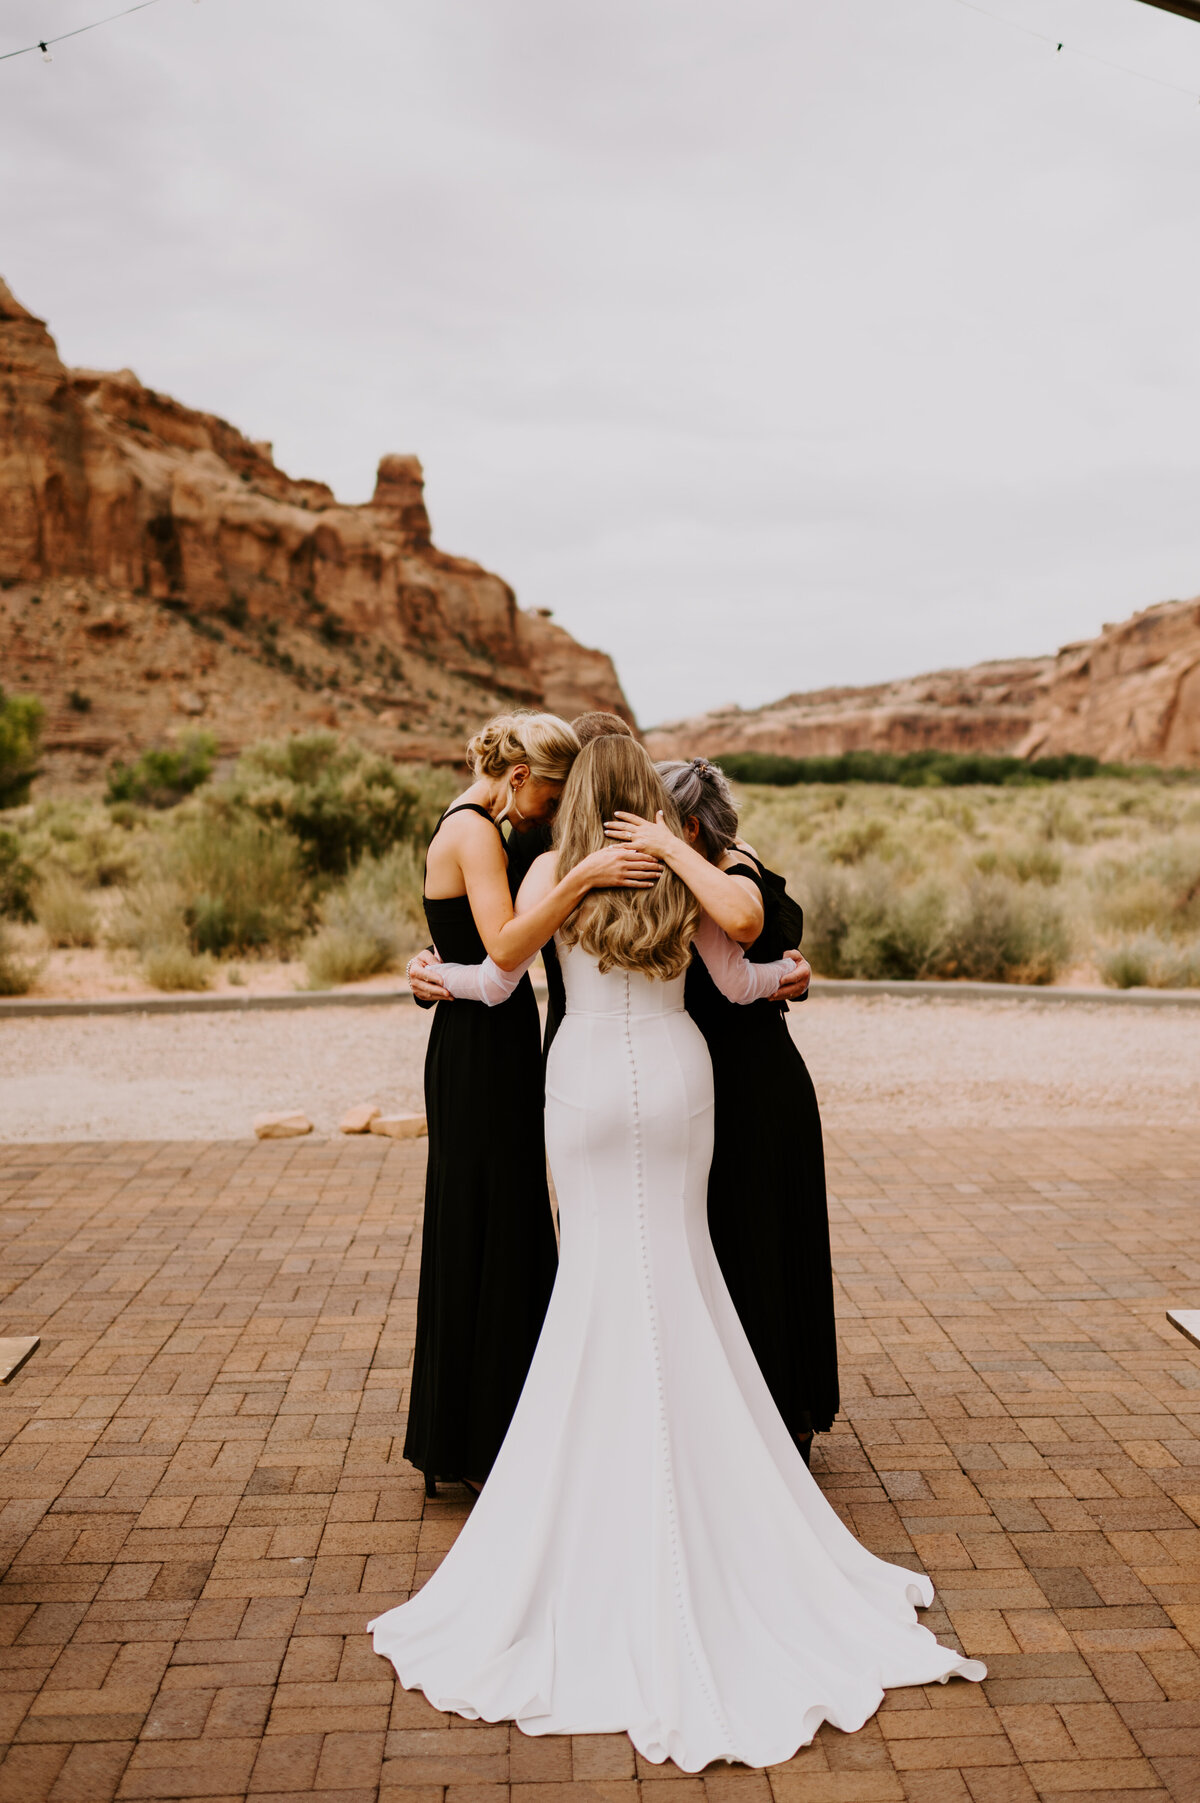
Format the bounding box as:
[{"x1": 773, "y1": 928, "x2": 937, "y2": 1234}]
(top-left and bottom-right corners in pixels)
[{"x1": 655, "y1": 757, "x2": 740, "y2": 863}]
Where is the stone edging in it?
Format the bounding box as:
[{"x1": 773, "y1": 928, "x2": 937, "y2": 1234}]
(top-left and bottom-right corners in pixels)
[
  {"x1": 0, "y1": 987, "x2": 420, "y2": 1020},
  {"x1": 2, "y1": 977, "x2": 1199, "y2": 1019},
  {"x1": 811, "y1": 978, "x2": 1200, "y2": 1008}
]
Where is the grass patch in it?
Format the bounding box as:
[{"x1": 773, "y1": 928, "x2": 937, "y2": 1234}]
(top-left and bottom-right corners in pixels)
[
  {"x1": 34, "y1": 873, "x2": 99, "y2": 948},
  {"x1": 139, "y1": 943, "x2": 215, "y2": 992},
  {"x1": 1097, "y1": 935, "x2": 1200, "y2": 990},
  {"x1": 0, "y1": 921, "x2": 41, "y2": 995}
]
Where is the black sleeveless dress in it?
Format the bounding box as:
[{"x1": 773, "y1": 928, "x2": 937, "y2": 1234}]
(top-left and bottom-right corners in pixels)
[
  {"x1": 685, "y1": 856, "x2": 840, "y2": 1451},
  {"x1": 403, "y1": 806, "x2": 559, "y2": 1490}
]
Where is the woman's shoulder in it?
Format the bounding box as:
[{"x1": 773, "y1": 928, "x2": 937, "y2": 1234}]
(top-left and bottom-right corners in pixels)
[
  {"x1": 718, "y1": 844, "x2": 764, "y2": 883},
  {"x1": 437, "y1": 803, "x2": 503, "y2": 844}
]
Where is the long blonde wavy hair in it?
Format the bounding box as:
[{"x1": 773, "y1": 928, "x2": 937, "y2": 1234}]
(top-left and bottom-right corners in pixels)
[{"x1": 555, "y1": 737, "x2": 701, "y2": 980}]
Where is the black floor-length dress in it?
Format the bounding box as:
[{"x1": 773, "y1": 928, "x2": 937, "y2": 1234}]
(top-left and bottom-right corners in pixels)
[
  {"x1": 685, "y1": 855, "x2": 840, "y2": 1448},
  {"x1": 403, "y1": 806, "x2": 558, "y2": 1487}
]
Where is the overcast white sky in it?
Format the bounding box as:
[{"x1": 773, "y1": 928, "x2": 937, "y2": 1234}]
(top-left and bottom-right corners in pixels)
[{"x1": 3, "y1": 0, "x2": 1199, "y2": 724}]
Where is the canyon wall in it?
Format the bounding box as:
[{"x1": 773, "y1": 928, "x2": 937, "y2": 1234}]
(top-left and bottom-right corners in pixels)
[
  {"x1": 0, "y1": 276, "x2": 633, "y2": 782},
  {"x1": 646, "y1": 599, "x2": 1200, "y2": 770}
]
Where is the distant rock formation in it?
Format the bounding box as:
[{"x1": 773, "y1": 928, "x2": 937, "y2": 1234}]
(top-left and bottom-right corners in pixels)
[
  {"x1": 646, "y1": 599, "x2": 1200, "y2": 769},
  {"x1": 0, "y1": 276, "x2": 633, "y2": 783}
]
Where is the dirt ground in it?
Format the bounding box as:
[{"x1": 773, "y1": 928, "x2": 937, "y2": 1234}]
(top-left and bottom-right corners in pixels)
[{"x1": 0, "y1": 992, "x2": 1196, "y2": 1142}]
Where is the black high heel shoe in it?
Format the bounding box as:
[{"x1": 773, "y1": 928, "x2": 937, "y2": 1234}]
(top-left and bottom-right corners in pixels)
[
  {"x1": 424, "y1": 1472, "x2": 437, "y2": 1499},
  {"x1": 796, "y1": 1432, "x2": 814, "y2": 1469}
]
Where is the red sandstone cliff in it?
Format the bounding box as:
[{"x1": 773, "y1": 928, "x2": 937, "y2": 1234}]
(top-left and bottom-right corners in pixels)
[
  {"x1": 645, "y1": 599, "x2": 1200, "y2": 769},
  {"x1": 0, "y1": 276, "x2": 633, "y2": 782}
]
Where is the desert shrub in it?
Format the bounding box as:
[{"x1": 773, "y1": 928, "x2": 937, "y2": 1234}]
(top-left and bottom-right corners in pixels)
[
  {"x1": 171, "y1": 815, "x2": 307, "y2": 956},
  {"x1": 225, "y1": 733, "x2": 435, "y2": 876},
  {"x1": 796, "y1": 861, "x2": 948, "y2": 980},
  {"x1": 302, "y1": 845, "x2": 426, "y2": 988},
  {"x1": 1036, "y1": 794, "x2": 1088, "y2": 845},
  {"x1": 822, "y1": 817, "x2": 893, "y2": 866},
  {"x1": 1092, "y1": 837, "x2": 1200, "y2": 940},
  {"x1": 0, "y1": 920, "x2": 41, "y2": 995},
  {"x1": 0, "y1": 689, "x2": 44, "y2": 808},
  {"x1": 939, "y1": 873, "x2": 1069, "y2": 984},
  {"x1": 1098, "y1": 934, "x2": 1200, "y2": 990},
  {"x1": 0, "y1": 828, "x2": 35, "y2": 919},
  {"x1": 107, "y1": 879, "x2": 191, "y2": 956},
  {"x1": 975, "y1": 840, "x2": 1063, "y2": 886},
  {"x1": 140, "y1": 943, "x2": 215, "y2": 992},
  {"x1": 34, "y1": 873, "x2": 98, "y2": 947},
  {"x1": 18, "y1": 799, "x2": 142, "y2": 890},
  {"x1": 105, "y1": 732, "x2": 216, "y2": 809}
]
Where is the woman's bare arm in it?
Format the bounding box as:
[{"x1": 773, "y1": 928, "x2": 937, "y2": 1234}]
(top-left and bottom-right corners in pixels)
[
  {"x1": 603, "y1": 811, "x2": 763, "y2": 944},
  {"x1": 450, "y1": 815, "x2": 661, "y2": 971}
]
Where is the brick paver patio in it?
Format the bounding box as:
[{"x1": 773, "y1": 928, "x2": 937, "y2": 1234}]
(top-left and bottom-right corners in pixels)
[{"x1": 0, "y1": 1128, "x2": 1198, "y2": 1803}]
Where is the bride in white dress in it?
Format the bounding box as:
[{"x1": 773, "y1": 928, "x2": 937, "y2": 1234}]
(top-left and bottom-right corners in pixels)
[{"x1": 370, "y1": 737, "x2": 985, "y2": 1771}]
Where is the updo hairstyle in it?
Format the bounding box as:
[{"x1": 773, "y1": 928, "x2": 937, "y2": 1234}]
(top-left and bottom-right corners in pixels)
[
  {"x1": 656, "y1": 757, "x2": 740, "y2": 862},
  {"x1": 466, "y1": 711, "x2": 580, "y2": 787}
]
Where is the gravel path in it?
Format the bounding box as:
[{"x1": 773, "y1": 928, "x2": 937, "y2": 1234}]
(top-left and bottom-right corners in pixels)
[{"x1": 0, "y1": 993, "x2": 1196, "y2": 1141}]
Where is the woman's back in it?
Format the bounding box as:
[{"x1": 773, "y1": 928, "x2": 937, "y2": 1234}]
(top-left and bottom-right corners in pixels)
[{"x1": 557, "y1": 938, "x2": 688, "y2": 1021}]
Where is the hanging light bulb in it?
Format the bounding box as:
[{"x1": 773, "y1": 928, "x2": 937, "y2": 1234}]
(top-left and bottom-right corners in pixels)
[{"x1": 39, "y1": 40, "x2": 52, "y2": 61}]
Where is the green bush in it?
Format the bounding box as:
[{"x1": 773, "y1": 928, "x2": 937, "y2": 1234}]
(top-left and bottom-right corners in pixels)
[
  {"x1": 34, "y1": 874, "x2": 98, "y2": 948},
  {"x1": 105, "y1": 732, "x2": 216, "y2": 809},
  {"x1": 225, "y1": 733, "x2": 443, "y2": 877},
  {"x1": 0, "y1": 828, "x2": 35, "y2": 920},
  {"x1": 0, "y1": 689, "x2": 44, "y2": 807},
  {"x1": 715, "y1": 748, "x2": 1118, "y2": 788}
]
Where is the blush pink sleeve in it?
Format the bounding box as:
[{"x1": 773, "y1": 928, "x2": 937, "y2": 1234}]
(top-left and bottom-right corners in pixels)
[
  {"x1": 692, "y1": 914, "x2": 791, "y2": 1004},
  {"x1": 430, "y1": 952, "x2": 538, "y2": 1006}
]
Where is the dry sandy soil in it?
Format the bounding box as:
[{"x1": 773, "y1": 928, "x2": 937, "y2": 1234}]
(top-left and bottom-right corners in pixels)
[{"x1": 0, "y1": 992, "x2": 1196, "y2": 1141}]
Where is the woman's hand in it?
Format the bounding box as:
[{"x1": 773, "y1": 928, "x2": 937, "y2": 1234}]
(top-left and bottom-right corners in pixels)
[
  {"x1": 604, "y1": 810, "x2": 678, "y2": 861},
  {"x1": 575, "y1": 844, "x2": 663, "y2": 890},
  {"x1": 407, "y1": 949, "x2": 453, "y2": 1002},
  {"x1": 771, "y1": 950, "x2": 811, "y2": 1002}
]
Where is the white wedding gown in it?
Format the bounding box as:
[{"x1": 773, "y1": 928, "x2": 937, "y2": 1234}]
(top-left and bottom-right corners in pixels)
[{"x1": 370, "y1": 943, "x2": 984, "y2": 1770}]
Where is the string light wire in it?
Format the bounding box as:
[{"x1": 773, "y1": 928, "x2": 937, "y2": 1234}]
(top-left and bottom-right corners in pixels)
[
  {"x1": 950, "y1": 0, "x2": 1200, "y2": 102},
  {"x1": 0, "y1": 0, "x2": 176, "y2": 64},
  {"x1": 2, "y1": 0, "x2": 1197, "y2": 104}
]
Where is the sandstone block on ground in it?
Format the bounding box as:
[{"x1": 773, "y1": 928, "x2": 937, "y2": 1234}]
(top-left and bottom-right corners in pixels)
[
  {"x1": 253, "y1": 1111, "x2": 313, "y2": 1140},
  {"x1": 0, "y1": 1336, "x2": 39, "y2": 1383},
  {"x1": 369, "y1": 1113, "x2": 427, "y2": 1140},
  {"x1": 340, "y1": 1103, "x2": 381, "y2": 1134}
]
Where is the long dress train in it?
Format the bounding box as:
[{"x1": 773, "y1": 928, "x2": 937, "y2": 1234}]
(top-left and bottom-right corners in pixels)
[{"x1": 373, "y1": 943, "x2": 984, "y2": 1770}]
